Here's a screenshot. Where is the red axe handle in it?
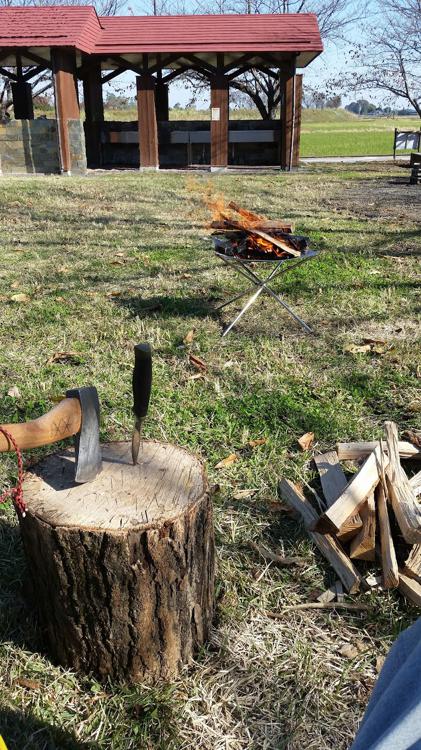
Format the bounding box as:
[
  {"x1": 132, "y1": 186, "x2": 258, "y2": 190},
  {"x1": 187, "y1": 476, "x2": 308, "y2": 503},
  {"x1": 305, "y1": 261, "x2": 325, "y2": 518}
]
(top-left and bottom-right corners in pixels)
[{"x1": 0, "y1": 398, "x2": 82, "y2": 452}]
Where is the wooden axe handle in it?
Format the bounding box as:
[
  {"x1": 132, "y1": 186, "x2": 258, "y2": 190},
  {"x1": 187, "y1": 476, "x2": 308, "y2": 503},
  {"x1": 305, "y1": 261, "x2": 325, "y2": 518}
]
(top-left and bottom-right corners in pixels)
[{"x1": 0, "y1": 398, "x2": 82, "y2": 452}]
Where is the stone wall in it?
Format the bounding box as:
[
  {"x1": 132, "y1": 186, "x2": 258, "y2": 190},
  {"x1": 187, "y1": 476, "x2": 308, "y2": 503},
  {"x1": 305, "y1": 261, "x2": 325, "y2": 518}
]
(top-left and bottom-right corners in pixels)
[
  {"x1": 0, "y1": 120, "x2": 60, "y2": 174},
  {"x1": 68, "y1": 119, "x2": 87, "y2": 174},
  {"x1": 0, "y1": 119, "x2": 87, "y2": 175}
]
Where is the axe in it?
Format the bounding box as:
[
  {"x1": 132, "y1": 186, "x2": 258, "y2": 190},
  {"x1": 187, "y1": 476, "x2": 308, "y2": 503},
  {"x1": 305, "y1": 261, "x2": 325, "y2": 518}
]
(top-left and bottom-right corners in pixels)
[{"x1": 0, "y1": 387, "x2": 102, "y2": 483}]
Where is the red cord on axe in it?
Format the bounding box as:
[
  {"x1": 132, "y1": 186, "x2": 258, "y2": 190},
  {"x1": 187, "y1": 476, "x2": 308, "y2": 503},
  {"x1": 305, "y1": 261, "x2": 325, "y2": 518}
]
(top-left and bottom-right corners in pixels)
[{"x1": 0, "y1": 427, "x2": 26, "y2": 516}]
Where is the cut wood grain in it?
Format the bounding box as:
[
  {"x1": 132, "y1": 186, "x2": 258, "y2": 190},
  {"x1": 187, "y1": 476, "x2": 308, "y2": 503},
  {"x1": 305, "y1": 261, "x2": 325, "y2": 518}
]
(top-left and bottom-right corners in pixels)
[
  {"x1": 314, "y1": 451, "x2": 362, "y2": 541},
  {"x1": 376, "y1": 481, "x2": 399, "y2": 589},
  {"x1": 337, "y1": 441, "x2": 421, "y2": 461},
  {"x1": 313, "y1": 446, "x2": 387, "y2": 535},
  {"x1": 385, "y1": 421, "x2": 421, "y2": 544},
  {"x1": 398, "y1": 572, "x2": 421, "y2": 607},
  {"x1": 278, "y1": 478, "x2": 361, "y2": 593},
  {"x1": 317, "y1": 584, "x2": 337, "y2": 603},
  {"x1": 350, "y1": 494, "x2": 376, "y2": 561}
]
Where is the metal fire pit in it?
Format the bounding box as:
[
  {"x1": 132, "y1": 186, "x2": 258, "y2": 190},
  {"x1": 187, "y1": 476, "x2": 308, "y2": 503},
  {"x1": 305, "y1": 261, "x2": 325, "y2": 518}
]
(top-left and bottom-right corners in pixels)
[{"x1": 212, "y1": 235, "x2": 318, "y2": 337}]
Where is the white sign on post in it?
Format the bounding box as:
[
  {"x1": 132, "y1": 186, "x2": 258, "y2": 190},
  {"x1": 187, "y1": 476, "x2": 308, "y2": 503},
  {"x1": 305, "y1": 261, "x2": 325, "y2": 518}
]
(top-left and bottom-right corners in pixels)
[
  {"x1": 396, "y1": 132, "x2": 420, "y2": 150},
  {"x1": 211, "y1": 108, "x2": 220, "y2": 121}
]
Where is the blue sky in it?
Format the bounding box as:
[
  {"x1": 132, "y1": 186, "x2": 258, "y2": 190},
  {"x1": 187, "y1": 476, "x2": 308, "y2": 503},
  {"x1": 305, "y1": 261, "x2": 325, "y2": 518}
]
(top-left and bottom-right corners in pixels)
[{"x1": 104, "y1": 2, "x2": 412, "y2": 110}]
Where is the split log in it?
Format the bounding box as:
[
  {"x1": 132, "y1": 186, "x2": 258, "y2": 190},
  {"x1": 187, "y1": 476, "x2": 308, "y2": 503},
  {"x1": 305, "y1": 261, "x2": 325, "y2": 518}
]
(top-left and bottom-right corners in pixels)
[
  {"x1": 19, "y1": 441, "x2": 215, "y2": 683},
  {"x1": 227, "y1": 201, "x2": 293, "y2": 233},
  {"x1": 278, "y1": 479, "x2": 361, "y2": 593},
  {"x1": 403, "y1": 544, "x2": 421, "y2": 584},
  {"x1": 314, "y1": 446, "x2": 387, "y2": 535},
  {"x1": 384, "y1": 421, "x2": 421, "y2": 544},
  {"x1": 409, "y1": 470, "x2": 421, "y2": 498},
  {"x1": 398, "y1": 572, "x2": 421, "y2": 607},
  {"x1": 314, "y1": 451, "x2": 362, "y2": 541},
  {"x1": 376, "y1": 481, "x2": 399, "y2": 589},
  {"x1": 337, "y1": 441, "x2": 421, "y2": 461},
  {"x1": 350, "y1": 494, "x2": 376, "y2": 561},
  {"x1": 227, "y1": 201, "x2": 264, "y2": 223}
]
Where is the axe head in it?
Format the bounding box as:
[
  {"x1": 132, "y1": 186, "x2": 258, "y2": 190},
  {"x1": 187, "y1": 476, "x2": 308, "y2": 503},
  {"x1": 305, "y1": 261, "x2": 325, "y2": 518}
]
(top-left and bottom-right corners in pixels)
[{"x1": 65, "y1": 386, "x2": 102, "y2": 483}]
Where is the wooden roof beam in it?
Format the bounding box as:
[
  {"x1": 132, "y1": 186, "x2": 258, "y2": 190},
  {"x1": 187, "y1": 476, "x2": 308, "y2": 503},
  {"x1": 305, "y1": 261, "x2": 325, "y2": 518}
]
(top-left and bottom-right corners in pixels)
[
  {"x1": 101, "y1": 67, "x2": 127, "y2": 83},
  {"x1": 0, "y1": 66, "x2": 18, "y2": 81}
]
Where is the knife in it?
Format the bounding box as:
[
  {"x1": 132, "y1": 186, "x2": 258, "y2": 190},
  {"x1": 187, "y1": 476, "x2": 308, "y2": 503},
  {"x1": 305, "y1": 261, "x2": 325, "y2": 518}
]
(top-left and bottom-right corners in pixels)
[{"x1": 131, "y1": 343, "x2": 152, "y2": 465}]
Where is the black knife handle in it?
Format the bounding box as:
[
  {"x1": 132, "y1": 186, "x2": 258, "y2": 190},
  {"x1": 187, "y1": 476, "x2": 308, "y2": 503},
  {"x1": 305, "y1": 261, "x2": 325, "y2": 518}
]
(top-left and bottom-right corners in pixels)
[{"x1": 132, "y1": 343, "x2": 152, "y2": 420}]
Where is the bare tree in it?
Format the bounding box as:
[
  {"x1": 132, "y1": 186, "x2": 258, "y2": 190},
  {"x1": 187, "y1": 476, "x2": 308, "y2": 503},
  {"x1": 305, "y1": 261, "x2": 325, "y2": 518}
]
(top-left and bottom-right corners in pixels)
[
  {"x1": 331, "y1": 0, "x2": 420, "y2": 117},
  {"x1": 170, "y1": 0, "x2": 365, "y2": 119}
]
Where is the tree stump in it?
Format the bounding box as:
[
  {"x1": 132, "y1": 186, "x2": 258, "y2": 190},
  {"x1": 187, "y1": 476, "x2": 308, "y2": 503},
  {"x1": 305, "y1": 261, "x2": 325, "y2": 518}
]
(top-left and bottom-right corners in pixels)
[{"x1": 19, "y1": 441, "x2": 215, "y2": 683}]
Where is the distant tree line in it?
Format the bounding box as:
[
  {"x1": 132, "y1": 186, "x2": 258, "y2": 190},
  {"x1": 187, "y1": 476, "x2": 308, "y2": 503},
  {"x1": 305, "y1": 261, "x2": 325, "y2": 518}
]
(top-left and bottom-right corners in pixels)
[{"x1": 345, "y1": 99, "x2": 417, "y2": 116}]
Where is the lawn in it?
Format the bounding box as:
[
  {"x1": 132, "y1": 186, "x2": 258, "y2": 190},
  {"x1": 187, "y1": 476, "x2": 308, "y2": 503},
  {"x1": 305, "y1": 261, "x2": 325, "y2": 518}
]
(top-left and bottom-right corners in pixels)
[{"x1": 0, "y1": 164, "x2": 420, "y2": 749}]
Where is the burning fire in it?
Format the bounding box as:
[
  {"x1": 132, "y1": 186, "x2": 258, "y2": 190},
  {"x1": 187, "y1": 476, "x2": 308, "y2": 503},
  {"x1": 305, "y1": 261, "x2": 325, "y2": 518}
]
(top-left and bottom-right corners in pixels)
[{"x1": 186, "y1": 177, "x2": 306, "y2": 260}]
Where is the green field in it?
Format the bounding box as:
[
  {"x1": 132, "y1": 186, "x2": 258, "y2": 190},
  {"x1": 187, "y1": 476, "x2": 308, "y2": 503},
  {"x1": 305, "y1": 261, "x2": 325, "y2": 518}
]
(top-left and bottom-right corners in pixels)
[
  {"x1": 1, "y1": 163, "x2": 420, "y2": 749},
  {"x1": 101, "y1": 107, "x2": 420, "y2": 157},
  {"x1": 300, "y1": 110, "x2": 419, "y2": 157},
  {"x1": 33, "y1": 106, "x2": 421, "y2": 158}
]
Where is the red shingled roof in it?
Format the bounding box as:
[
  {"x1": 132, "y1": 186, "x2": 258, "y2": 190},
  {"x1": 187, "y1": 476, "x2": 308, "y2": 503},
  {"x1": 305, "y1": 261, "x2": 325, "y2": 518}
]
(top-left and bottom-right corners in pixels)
[
  {"x1": 0, "y1": 6, "x2": 323, "y2": 65},
  {"x1": 97, "y1": 13, "x2": 323, "y2": 56},
  {"x1": 0, "y1": 6, "x2": 101, "y2": 54}
]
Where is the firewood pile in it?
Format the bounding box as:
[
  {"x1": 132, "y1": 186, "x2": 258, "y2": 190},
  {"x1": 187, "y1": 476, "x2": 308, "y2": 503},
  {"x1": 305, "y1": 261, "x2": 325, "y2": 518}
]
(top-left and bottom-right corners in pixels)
[
  {"x1": 278, "y1": 422, "x2": 421, "y2": 607},
  {"x1": 210, "y1": 200, "x2": 309, "y2": 260}
]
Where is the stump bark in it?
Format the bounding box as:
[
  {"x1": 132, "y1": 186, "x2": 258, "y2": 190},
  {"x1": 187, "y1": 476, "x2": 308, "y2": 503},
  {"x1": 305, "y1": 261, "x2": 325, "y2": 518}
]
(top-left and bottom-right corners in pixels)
[{"x1": 20, "y1": 441, "x2": 214, "y2": 683}]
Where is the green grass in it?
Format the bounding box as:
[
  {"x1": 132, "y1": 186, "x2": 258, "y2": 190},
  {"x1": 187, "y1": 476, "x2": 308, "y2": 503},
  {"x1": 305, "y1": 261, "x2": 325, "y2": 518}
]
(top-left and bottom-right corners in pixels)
[
  {"x1": 34, "y1": 105, "x2": 421, "y2": 157},
  {"x1": 0, "y1": 163, "x2": 420, "y2": 749}
]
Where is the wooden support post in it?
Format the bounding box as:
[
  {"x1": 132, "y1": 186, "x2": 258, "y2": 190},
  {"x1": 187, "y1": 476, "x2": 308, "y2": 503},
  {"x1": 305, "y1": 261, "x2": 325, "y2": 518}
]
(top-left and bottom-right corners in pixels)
[
  {"x1": 155, "y1": 81, "x2": 169, "y2": 122},
  {"x1": 51, "y1": 48, "x2": 80, "y2": 174},
  {"x1": 210, "y1": 64, "x2": 229, "y2": 171},
  {"x1": 82, "y1": 58, "x2": 104, "y2": 168},
  {"x1": 137, "y1": 73, "x2": 159, "y2": 170},
  {"x1": 280, "y1": 60, "x2": 296, "y2": 171},
  {"x1": 11, "y1": 81, "x2": 34, "y2": 120},
  {"x1": 292, "y1": 73, "x2": 302, "y2": 167},
  {"x1": 20, "y1": 441, "x2": 215, "y2": 683}
]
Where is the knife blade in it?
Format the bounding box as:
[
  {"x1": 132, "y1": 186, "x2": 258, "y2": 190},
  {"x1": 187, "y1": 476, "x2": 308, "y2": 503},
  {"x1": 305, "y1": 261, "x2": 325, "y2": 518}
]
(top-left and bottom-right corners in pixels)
[{"x1": 131, "y1": 343, "x2": 152, "y2": 465}]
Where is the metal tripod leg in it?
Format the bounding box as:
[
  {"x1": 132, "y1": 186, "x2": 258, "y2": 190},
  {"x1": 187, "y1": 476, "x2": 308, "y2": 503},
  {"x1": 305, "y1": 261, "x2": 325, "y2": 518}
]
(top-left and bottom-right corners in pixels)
[
  {"x1": 222, "y1": 285, "x2": 265, "y2": 337},
  {"x1": 236, "y1": 266, "x2": 314, "y2": 334}
]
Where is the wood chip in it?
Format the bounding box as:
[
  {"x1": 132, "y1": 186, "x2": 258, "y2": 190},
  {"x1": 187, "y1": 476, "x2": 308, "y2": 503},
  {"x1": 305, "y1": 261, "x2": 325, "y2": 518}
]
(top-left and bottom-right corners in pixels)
[
  {"x1": 316, "y1": 585, "x2": 337, "y2": 603},
  {"x1": 298, "y1": 432, "x2": 314, "y2": 451}
]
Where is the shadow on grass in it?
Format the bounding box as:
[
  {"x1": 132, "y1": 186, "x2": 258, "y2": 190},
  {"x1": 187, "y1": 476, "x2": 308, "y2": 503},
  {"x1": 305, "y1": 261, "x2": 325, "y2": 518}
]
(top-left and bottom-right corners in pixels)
[
  {"x1": 113, "y1": 293, "x2": 219, "y2": 319},
  {"x1": 0, "y1": 708, "x2": 98, "y2": 750},
  {"x1": 0, "y1": 516, "x2": 41, "y2": 654}
]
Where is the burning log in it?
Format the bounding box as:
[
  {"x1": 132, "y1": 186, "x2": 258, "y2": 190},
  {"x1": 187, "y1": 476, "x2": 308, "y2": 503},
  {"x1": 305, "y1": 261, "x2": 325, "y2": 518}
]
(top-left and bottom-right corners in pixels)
[{"x1": 207, "y1": 197, "x2": 307, "y2": 260}]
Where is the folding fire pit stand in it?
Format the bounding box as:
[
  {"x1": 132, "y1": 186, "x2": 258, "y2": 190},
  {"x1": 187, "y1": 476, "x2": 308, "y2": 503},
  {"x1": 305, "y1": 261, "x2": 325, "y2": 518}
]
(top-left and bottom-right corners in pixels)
[{"x1": 214, "y1": 250, "x2": 318, "y2": 336}]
